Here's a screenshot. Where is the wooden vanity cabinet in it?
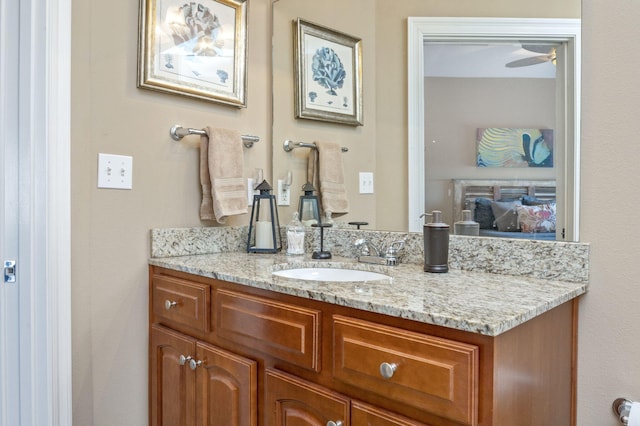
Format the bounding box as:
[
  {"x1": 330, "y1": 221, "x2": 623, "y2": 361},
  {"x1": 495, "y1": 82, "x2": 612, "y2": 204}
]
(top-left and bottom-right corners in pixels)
[{"x1": 149, "y1": 265, "x2": 577, "y2": 426}]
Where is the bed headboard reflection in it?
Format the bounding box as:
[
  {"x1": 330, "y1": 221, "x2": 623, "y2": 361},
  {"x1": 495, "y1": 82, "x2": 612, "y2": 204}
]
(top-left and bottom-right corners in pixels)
[{"x1": 452, "y1": 179, "x2": 556, "y2": 225}]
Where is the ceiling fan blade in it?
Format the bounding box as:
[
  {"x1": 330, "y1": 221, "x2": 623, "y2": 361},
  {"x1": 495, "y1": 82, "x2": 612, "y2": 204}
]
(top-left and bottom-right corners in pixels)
[
  {"x1": 521, "y1": 44, "x2": 555, "y2": 54},
  {"x1": 505, "y1": 55, "x2": 552, "y2": 68}
]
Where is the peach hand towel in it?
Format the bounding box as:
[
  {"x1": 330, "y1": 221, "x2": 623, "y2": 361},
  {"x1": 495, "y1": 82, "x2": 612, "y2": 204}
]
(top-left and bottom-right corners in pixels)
[
  {"x1": 200, "y1": 127, "x2": 247, "y2": 223},
  {"x1": 307, "y1": 141, "x2": 349, "y2": 214}
]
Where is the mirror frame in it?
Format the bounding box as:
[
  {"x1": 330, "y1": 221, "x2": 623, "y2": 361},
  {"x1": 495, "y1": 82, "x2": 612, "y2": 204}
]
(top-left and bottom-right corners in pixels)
[{"x1": 407, "y1": 17, "x2": 581, "y2": 240}]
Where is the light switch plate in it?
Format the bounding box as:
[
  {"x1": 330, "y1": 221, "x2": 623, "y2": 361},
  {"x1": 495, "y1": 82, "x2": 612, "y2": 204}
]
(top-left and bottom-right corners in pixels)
[
  {"x1": 359, "y1": 172, "x2": 374, "y2": 194},
  {"x1": 277, "y1": 179, "x2": 291, "y2": 205},
  {"x1": 97, "y1": 153, "x2": 133, "y2": 190}
]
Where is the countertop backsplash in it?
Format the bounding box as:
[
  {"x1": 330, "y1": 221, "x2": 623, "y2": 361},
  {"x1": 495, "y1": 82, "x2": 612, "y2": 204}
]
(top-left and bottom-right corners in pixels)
[{"x1": 150, "y1": 226, "x2": 589, "y2": 283}]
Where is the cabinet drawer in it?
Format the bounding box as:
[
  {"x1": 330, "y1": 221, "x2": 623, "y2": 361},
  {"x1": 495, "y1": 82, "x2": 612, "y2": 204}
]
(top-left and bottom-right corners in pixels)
[
  {"x1": 333, "y1": 316, "x2": 479, "y2": 426},
  {"x1": 152, "y1": 274, "x2": 210, "y2": 333},
  {"x1": 215, "y1": 289, "x2": 321, "y2": 371}
]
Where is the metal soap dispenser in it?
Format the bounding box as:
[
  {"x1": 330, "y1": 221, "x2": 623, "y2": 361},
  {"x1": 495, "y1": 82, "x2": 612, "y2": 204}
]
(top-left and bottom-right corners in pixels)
[{"x1": 422, "y1": 210, "x2": 450, "y2": 273}]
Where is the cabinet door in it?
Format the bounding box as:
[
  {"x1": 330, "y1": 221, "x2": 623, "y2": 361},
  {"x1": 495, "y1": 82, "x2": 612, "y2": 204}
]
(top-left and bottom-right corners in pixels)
[
  {"x1": 150, "y1": 324, "x2": 197, "y2": 426},
  {"x1": 265, "y1": 369, "x2": 349, "y2": 426},
  {"x1": 194, "y1": 341, "x2": 258, "y2": 426},
  {"x1": 351, "y1": 401, "x2": 427, "y2": 426}
]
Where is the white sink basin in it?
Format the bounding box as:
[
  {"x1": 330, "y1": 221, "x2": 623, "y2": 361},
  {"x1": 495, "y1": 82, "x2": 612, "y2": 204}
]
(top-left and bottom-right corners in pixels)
[{"x1": 272, "y1": 267, "x2": 390, "y2": 282}]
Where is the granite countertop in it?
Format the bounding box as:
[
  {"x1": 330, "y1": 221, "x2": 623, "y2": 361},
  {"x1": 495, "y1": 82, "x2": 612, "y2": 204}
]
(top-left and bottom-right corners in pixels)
[{"x1": 149, "y1": 252, "x2": 587, "y2": 337}]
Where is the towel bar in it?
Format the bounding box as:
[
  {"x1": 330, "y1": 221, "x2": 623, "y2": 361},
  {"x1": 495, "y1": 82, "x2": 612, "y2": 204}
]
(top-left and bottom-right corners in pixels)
[
  {"x1": 170, "y1": 125, "x2": 260, "y2": 148},
  {"x1": 283, "y1": 140, "x2": 348, "y2": 153},
  {"x1": 613, "y1": 398, "x2": 635, "y2": 425}
]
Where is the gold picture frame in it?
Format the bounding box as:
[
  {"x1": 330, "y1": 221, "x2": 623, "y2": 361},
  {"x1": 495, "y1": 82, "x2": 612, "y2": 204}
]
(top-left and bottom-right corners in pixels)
[
  {"x1": 293, "y1": 19, "x2": 363, "y2": 126},
  {"x1": 137, "y1": 0, "x2": 248, "y2": 107}
]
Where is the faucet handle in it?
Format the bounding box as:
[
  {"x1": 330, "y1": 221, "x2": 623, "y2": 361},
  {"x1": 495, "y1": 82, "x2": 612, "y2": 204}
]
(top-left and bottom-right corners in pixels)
[
  {"x1": 386, "y1": 240, "x2": 405, "y2": 255},
  {"x1": 354, "y1": 238, "x2": 372, "y2": 256}
]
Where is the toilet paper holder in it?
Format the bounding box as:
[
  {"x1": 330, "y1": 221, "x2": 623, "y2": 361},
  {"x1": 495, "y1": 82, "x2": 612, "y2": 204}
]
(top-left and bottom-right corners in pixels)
[{"x1": 613, "y1": 398, "x2": 635, "y2": 425}]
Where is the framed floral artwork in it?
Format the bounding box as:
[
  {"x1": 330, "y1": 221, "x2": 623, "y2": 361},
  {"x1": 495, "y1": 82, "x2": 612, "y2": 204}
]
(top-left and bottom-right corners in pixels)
[
  {"x1": 137, "y1": 0, "x2": 247, "y2": 107},
  {"x1": 293, "y1": 19, "x2": 363, "y2": 126}
]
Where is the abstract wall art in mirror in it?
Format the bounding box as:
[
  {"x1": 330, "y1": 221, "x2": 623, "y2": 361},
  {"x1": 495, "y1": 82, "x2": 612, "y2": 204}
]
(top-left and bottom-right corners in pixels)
[
  {"x1": 137, "y1": 0, "x2": 248, "y2": 107},
  {"x1": 294, "y1": 18, "x2": 363, "y2": 126},
  {"x1": 476, "y1": 128, "x2": 554, "y2": 168}
]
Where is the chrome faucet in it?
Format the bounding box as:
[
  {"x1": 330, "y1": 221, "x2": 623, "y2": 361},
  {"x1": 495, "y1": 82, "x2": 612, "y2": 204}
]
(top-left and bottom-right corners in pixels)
[{"x1": 354, "y1": 239, "x2": 405, "y2": 266}]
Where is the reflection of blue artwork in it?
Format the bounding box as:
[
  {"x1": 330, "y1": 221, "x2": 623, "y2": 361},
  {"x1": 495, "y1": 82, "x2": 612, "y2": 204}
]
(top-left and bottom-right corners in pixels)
[
  {"x1": 476, "y1": 128, "x2": 554, "y2": 168},
  {"x1": 311, "y1": 47, "x2": 346, "y2": 95}
]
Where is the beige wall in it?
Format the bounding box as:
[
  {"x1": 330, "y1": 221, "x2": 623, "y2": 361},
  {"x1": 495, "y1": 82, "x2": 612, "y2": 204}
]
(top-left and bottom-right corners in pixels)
[
  {"x1": 579, "y1": 0, "x2": 640, "y2": 424},
  {"x1": 71, "y1": 0, "x2": 272, "y2": 423},
  {"x1": 72, "y1": 0, "x2": 640, "y2": 424}
]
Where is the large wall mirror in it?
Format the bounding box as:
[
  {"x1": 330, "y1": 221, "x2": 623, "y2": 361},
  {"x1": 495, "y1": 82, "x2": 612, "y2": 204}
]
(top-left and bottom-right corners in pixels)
[
  {"x1": 408, "y1": 18, "x2": 581, "y2": 241},
  {"x1": 272, "y1": 1, "x2": 582, "y2": 242}
]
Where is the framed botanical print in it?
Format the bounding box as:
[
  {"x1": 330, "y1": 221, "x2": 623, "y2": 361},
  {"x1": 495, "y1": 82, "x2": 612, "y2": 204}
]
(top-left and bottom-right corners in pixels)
[
  {"x1": 293, "y1": 19, "x2": 363, "y2": 126},
  {"x1": 137, "y1": 0, "x2": 247, "y2": 107}
]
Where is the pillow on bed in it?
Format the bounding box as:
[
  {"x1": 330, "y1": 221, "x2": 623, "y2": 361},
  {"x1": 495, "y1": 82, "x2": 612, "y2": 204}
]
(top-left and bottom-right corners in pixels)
[
  {"x1": 474, "y1": 198, "x2": 495, "y2": 229},
  {"x1": 491, "y1": 200, "x2": 522, "y2": 232},
  {"x1": 522, "y1": 195, "x2": 556, "y2": 206},
  {"x1": 517, "y1": 203, "x2": 556, "y2": 233}
]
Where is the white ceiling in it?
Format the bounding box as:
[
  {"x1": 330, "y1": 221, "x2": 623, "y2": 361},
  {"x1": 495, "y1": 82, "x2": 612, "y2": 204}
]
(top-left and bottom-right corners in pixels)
[{"x1": 424, "y1": 42, "x2": 557, "y2": 79}]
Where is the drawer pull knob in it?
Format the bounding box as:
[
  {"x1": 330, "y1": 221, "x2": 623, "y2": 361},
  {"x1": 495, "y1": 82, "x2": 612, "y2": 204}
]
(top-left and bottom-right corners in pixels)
[
  {"x1": 189, "y1": 359, "x2": 204, "y2": 370},
  {"x1": 379, "y1": 362, "x2": 398, "y2": 379},
  {"x1": 326, "y1": 421, "x2": 343, "y2": 426},
  {"x1": 164, "y1": 300, "x2": 178, "y2": 310},
  {"x1": 179, "y1": 355, "x2": 192, "y2": 366}
]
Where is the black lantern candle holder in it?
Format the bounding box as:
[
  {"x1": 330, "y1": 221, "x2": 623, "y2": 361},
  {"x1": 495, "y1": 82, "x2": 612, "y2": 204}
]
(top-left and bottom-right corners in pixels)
[
  {"x1": 298, "y1": 182, "x2": 321, "y2": 226},
  {"x1": 247, "y1": 180, "x2": 281, "y2": 253}
]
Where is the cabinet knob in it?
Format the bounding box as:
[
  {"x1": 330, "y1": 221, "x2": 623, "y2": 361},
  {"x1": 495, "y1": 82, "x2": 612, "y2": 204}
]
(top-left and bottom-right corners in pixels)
[
  {"x1": 189, "y1": 359, "x2": 204, "y2": 370},
  {"x1": 326, "y1": 421, "x2": 343, "y2": 426},
  {"x1": 164, "y1": 300, "x2": 178, "y2": 310},
  {"x1": 379, "y1": 362, "x2": 398, "y2": 379},
  {"x1": 179, "y1": 355, "x2": 192, "y2": 366}
]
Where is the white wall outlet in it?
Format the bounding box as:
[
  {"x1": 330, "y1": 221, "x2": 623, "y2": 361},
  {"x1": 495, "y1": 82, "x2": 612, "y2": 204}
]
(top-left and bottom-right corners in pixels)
[
  {"x1": 359, "y1": 172, "x2": 374, "y2": 194},
  {"x1": 97, "y1": 153, "x2": 133, "y2": 190},
  {"x1": 277, "y1": 179, "x2": 291, "y2": 205}
]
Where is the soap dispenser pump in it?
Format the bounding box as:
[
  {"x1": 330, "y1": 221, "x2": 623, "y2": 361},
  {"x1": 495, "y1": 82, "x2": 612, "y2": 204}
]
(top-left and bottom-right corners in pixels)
[{"x1": 422, "y1": 210, "x2": 450, "y2": 273}]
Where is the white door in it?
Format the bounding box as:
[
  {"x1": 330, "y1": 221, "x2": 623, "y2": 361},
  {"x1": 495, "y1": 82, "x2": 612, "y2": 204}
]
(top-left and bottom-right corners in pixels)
[
  {"x1": 0, "y1": 0, "x2": 73, "y2": 424},
  {"x1": 0, "y1": 0, "x2": 23, "y2": 422}
]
